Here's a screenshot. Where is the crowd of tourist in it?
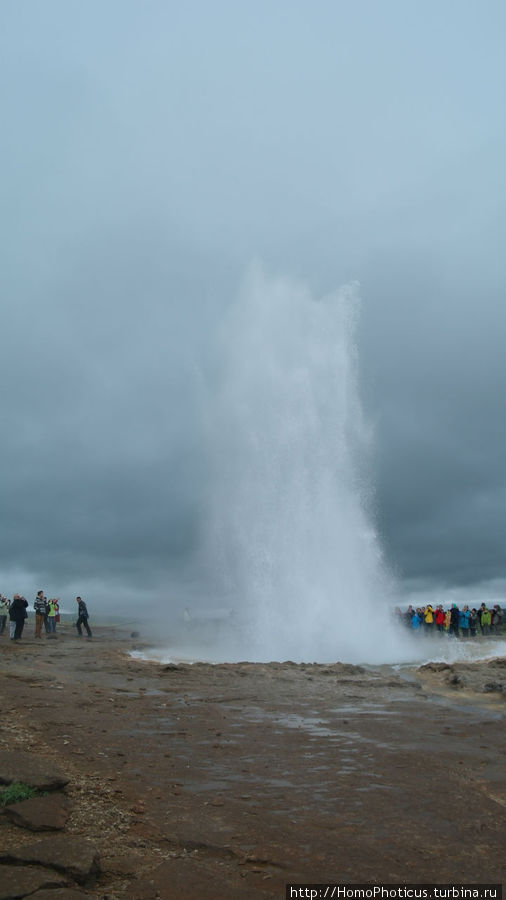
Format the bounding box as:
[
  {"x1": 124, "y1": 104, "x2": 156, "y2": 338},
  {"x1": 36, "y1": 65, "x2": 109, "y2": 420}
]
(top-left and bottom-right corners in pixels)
[
  {"x1": 0, "y1": 593, "x2": 92, "y2": 641},
  {"x1": 395, "y1": 602, "x2": 504, "y2": 638}
]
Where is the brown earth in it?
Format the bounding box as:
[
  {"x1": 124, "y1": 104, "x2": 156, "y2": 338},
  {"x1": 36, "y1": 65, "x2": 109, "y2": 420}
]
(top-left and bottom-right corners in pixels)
[{"x1": 0, "y1": 624, "x2": 505, "y2": 898}]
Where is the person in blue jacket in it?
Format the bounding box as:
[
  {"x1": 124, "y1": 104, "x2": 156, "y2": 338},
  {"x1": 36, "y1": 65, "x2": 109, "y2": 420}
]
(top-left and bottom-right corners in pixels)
[{"x1": 459, "y1": 605, "x2": 470, "y2": 638}]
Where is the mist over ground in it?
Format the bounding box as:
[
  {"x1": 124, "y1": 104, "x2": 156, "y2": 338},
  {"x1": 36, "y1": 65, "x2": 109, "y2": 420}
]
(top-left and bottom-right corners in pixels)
[{"x1": 2, "y1": 2, "x2": 506, "y2": 643}]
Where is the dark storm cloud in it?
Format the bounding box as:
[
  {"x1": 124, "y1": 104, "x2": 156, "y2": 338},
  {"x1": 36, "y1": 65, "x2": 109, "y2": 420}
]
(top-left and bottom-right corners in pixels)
[{"x1": 1, "y1": 0, "x2": 506, "y2": 604}]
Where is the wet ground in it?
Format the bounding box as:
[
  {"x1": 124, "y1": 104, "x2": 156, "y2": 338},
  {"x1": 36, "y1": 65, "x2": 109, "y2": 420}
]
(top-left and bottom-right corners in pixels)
[{"x1": 0, "y1": 625, "x2": 505, "y2": 897}]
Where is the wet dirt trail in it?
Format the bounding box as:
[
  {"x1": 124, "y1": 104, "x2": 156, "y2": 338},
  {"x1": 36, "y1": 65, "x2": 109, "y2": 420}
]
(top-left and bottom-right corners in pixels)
[{"x1": 1, "y1": 626, "x2": 504, "y2": 897}]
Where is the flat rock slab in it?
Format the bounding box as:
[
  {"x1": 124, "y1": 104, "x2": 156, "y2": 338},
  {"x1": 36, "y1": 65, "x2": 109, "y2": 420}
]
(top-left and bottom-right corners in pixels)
[
  {"x1": 0, "y1": 865, "x2": 67, "y2": 900},
  {"x1": 3, "y1": 794, "x2": 72, "y2": 831},
  {"x1": 124, "y1": 858, "x2": 262, "y2": 900},
  {"x1": 0, "y1": 835, "x2": 100, "y2": 887},
  {"x1": 0, "y1": 751, "x2": 69, "y2": 792}
]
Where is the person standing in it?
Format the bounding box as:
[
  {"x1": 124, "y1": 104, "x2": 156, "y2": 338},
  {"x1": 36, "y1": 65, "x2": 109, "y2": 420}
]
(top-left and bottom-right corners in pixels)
[
  {"x1": 481, "y1": 606, "x2": 492, "y2": 635},
  {"x1": 424, "y1": 604, "x2": 435, "y2": 634},
  {"x1": 0, "y1": 595, "x2": 9, "y2": 635},
  {"x1": 491, "y1": 605, "x2": 504, "y2": 636},
  {"x1": 435, "y1": 604, "x2": 446, "y2": 636},
  {"x1": 34, "y1": 590, "x2": 46, "y2": 638},
  {"x1": 43, "y1": 596, "x2": 51, "y2": 633},
  {"x1": 10, "y1": 594, "x2": 28, "y2": 640},
  {"x1": 47, "y1": 598, "x2": 59, "y2": 633},
  {"x1": 75, "y1": 596, "x2": 92, "y2": 638},
  {"x1": 459, "y1": 605, "x2": 470, "y2": 638},
  {"x1": 449, "y1": 604, "x2": 460, "y2": 638}
]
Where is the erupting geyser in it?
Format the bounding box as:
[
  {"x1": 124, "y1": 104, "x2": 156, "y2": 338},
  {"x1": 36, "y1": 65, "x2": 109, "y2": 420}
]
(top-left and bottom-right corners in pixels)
[{"x1": 189, "y1": 265, "x2": 404, "y2": 663}]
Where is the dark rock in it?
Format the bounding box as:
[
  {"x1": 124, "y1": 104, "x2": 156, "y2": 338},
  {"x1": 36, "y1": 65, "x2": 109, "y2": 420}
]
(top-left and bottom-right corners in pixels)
[
  {"x1": 3, "y1": 794, "x2": 72, "y2": 831},
  {"x1": 482, "y1": 682, "x2": 504, "y2": 693},
  {"x1": 332, "y1": 663, "x2": 366, "y2": 674},
  {"x1": 130, "y1": 631, "x2": 140, "y2": 638},
  {"x1": 101, "y1": 853, "x2": 143, "y2": 876},
  {"x1": 30, "y1": 891, "x2": 88, "y2": 899},
  {"x1": 0, "y1": 835, "x2": 100, "y2": 887},
  {"x1": 419, "y1": 662, "x2": 452, "y2": 672},
  {"x1": 0, "y1": 865, "x2": 67, "y2": 900},
  {"x1": 0, "y1": 751, "x2": 69, "y2": 792}
]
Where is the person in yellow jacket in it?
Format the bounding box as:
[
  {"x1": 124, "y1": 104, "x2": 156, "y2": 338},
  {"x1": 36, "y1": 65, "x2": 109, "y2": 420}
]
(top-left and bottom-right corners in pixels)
[
  {"x1": 47, "y1": 598, "x2": 59, "y2": 633},
  {"x1": 424, "y1": 604, "x2": 434, "y2": 634}
]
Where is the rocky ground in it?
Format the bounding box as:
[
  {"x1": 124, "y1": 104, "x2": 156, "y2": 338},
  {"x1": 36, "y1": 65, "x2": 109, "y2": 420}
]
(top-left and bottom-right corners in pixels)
[{"x1": 0, "y1": 624, "x2": 505, "y2": 898}]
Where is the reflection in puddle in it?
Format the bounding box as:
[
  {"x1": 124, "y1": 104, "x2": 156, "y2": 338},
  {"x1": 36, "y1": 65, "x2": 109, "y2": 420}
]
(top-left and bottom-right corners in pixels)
[
  {"x1": 330, "y1": 705, "x2": 398, "y2": 716},
  {"x1": 228, "y1": 705, "x2": 397, "y2": 750}
]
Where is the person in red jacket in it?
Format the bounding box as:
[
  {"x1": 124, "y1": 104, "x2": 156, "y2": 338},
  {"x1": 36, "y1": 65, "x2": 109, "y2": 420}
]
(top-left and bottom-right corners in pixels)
[{"x1": 435, "y1": 604, "x2": 446, "y2": 635}]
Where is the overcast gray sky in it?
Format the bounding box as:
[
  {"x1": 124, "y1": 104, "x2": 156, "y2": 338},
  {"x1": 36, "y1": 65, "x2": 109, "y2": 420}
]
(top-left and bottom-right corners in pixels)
[{"x1": 2, "y1": 1, "x2": 506, "y2": 608}]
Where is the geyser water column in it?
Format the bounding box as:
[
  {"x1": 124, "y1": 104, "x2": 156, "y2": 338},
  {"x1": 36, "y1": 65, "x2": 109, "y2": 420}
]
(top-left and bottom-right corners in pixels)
[{"x1": 199, "y1": 266, "x2": 398, "y2": 663}]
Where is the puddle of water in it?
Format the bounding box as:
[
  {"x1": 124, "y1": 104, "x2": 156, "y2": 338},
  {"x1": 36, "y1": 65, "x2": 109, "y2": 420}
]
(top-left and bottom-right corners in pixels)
[
  {"x1": 330, "y1": 705, "x2": 398, "y2": 716},
  {"x1": 356, "y1": 784, "x2": 394, "y2": 793}
]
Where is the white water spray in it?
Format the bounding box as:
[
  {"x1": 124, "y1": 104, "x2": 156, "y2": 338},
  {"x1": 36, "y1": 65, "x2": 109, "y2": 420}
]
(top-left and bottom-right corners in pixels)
[{"x1": 182, "y1": 266, "x2": 405, "y2": 663}]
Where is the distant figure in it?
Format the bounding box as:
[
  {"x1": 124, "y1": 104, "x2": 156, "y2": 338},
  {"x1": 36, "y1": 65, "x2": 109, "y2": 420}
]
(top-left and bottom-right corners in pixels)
[
  {"x1": 43, "y1": 595, "x2": 51, "y2": 633},
  {"x1": 424, "y1": 604, "x2": 434, "y2": 633},
  {"x1": 491, "y1": 605, "x2": 503, "y2": 636},
  {"x1": 478, "y1": 603, "x2": 487, "y2": 635},
  {"x1": 459, "y1": 605, "x2": 470, "y2": 638},
  {"x1": 481, "y1": 606, "x2": 491, "y2": 635},
  {"x1": 435, "y1": 604, "x2": 445, "y2": 635},
  {"x1": 469, "y1": 608, "x2": 478, "y2": 637},
  {"x1": 48, "y1": 598, "x2": 59, "y2": 633},
  {"x1": 34, "y1": 590, "x2": 46, "y2": 638},
  {"x1": 75, "y1": 596, "x2": 92, "y2": 638},
  {"x1": 449, "y1": 604, "x2": 460, "y2": 638},
  {"x1": 0, "y1": 595, "x2": 9, "y2": 635},
  {"x1": 10, "y1": 594, "x2": 28, "y2": 641}
]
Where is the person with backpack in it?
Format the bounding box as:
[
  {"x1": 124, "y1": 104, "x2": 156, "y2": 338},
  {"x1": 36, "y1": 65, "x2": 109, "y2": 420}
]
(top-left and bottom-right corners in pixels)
[{"x1": 75, "y1": 596, "x2": 92, "y2": 638}]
